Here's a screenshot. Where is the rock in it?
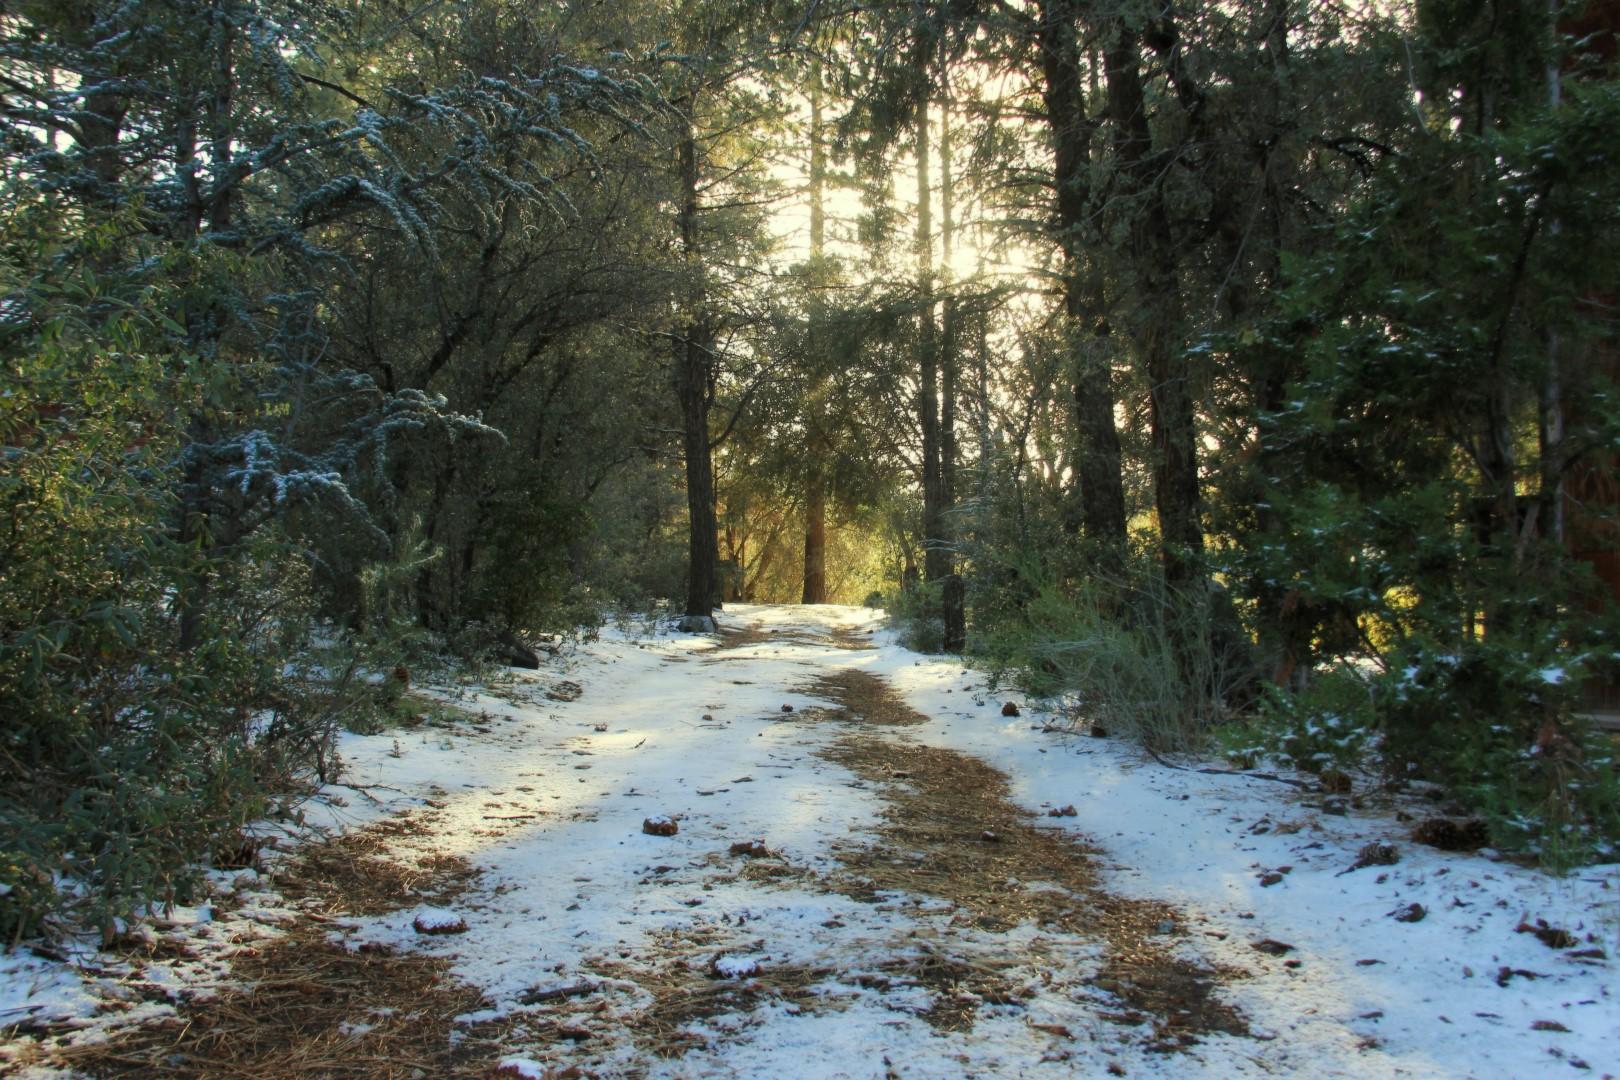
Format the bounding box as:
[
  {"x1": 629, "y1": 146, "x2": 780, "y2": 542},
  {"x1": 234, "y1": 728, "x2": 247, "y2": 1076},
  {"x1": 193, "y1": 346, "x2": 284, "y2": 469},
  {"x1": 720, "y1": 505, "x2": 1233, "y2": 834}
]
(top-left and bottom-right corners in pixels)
[
  {"x1": 1531, "y1": 1019, "x2": 1570, "y2": 1033},
  {"x1": 1390, "y1": 902, "x2": 1426, "y2": 923},
  {"x1": 781, "y1": 703, "x2": 795, "y2": 713},
  {"x1": 709, "y1": 953, "x2": 761, "y2": 979},
  {"x1": 980, "y1": 830, "x2": 1001, "y2": 843},
  {"x1": 728, "y1": 839, "x2": 771, "y2": 858},
  {"x1": 412, "y1": 908, "x2": 468, "y2": 935},
  {"x1": 1318, "y1": 768, "x2": 1353, "y2": 794},
  {"x1": 642, "y1": 815, "x2": 678, "y2": 837},
  {"x1": 1320, "y1": 797, "x2": 1349, "y2": 815},
  {"x1": 1001, "y1": 701, "x2": 1021, "y2": 717},
  {"x1": 1258, "y1": 872, "x2": 1285, "y2": 887},
  {"x1": 545, "y1": 680, "x2": 583, "y2": 702},
  {"x1": 1412, "y1": 817, "x2": 1490, "y2": 852},
  {"x1": 1515, "y1": 919, "x2": 1577, "y2": 949},
  {"x1": 1251, "y1": 938, "x2": 1295, "y2": 955},
  {"x1": 1047, "y1": 805, "x2": 1078, "y2": 818},
  {"x1": 494, "y1": 630, "x2": 541, "y2": 669},
  {"x1": 1338, "y1": 842, "x2": 1399, "y2": 875}
]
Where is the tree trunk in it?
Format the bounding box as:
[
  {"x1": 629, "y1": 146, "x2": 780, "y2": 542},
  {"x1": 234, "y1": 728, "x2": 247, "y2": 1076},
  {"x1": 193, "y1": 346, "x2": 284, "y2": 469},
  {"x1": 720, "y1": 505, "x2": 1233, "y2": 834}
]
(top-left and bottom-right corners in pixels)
[
  {"x1": 1539, "y1": 1, "x2": 1567, "y2": 550},
  {"x1": 1104, "y1": 19, "x2": 1202, "y2": 590},
  {"x1": 916, "y1": 105, "x2": 946, "y2": 590},
  {"x1": 676, "y1": 114, "x2": 720, "y2": 626},
  {"x1": 801, "y1": 470, "x2": 828, "y2": 603},
  {"x1": 1038, "y1": 0, "x2": 1127, "y2": 547},
  {"x1": 801, "y1": 75, "x2": 830, "y2": 605},
  {"x1": 939, "y1": 100, "x2": 964, "y2": 653}
]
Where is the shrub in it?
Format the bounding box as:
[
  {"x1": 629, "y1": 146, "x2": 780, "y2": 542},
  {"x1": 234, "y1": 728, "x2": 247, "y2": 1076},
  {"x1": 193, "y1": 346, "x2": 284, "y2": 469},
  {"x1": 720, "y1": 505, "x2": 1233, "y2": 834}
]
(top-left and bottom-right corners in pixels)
[
  {"x1": 1377, "y1": 639, "x2": 1620, "y2": 867},
  {"x1": 0, "y1": 206, "x2": 347, "y2": 940},
  {"x1": 1218, "y1": 666, "x2": 1379, "y2": 773},
  {"x1": 882, "y1": 579, "x2": 945, "y2": 654},
  {"x1": 970, "y1": 551, "x2": 1258, "y2": 752}
]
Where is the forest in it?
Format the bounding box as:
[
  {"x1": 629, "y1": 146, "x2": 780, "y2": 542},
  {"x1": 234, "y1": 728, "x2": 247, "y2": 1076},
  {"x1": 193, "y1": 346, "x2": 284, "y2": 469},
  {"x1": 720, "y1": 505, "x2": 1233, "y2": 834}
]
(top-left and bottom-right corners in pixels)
[{"x1": 4, "y1": 0, "x2": 1620, "y2": 950}]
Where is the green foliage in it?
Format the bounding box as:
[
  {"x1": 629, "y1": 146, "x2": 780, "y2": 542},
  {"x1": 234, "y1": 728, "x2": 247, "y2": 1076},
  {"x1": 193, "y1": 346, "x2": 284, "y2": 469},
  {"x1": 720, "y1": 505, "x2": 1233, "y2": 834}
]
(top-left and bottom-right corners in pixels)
[
  {"x1": 1218, "y1": 668, "x2": 1379, "y2": 774},
  {"x1": 969, "y1": 546, "x2": 1256, "y2": 752},
  {"x1": 0, "y1": 203, "x2": 343, "y2": 939},
  {"x1": 1378, "y1": 637, "x2": 1620, "y2": 867},
  {"x1": 884, "y1": 579, "x2": 946, "y2": 654}
]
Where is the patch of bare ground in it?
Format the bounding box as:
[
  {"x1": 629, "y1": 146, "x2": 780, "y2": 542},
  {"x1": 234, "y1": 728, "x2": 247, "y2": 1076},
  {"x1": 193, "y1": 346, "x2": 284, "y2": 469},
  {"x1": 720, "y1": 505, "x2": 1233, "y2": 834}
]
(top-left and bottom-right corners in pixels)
[
  {"x1": 807, "y1": 668, "x2": 1250, "y2": 1050},
  {"x1": 41, "y1": 812, "x2": 560, "y2": 1079},
  {"x1": 584, "y1": 943, "x2": 836, "y2": 1061},
  {"x1": 275, "y1": 812, "x2": 479, "y2": 917},
  {"x1": 708, "y1": 621, "x2": 876, "y2": 656}
]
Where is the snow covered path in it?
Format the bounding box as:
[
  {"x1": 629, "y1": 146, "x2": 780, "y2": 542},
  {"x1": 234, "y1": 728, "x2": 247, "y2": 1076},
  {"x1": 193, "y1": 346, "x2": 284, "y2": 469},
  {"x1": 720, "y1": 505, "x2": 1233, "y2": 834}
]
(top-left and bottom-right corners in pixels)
[{"x1": 4, "y1": 604, "x2": 1616, "y2": 1078}]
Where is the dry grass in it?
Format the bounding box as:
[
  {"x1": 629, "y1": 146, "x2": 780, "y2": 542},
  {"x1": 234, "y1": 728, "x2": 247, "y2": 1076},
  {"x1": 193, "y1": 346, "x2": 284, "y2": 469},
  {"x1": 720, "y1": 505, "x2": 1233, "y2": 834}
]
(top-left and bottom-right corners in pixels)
[
  {"x1": 808, "y1": 669, "x2": 1251, "y2": 1049},
  {"x1": 584, "y1": 949, "x2": 836, "y2": 1060},
  {"x1": 40, "y1": 813, "x2": 566, "y2": 1079},
  {"x1": 274, "y1": 814, "x2": 479, "y2": 918},
  {"x1": 55, "y1": 934, "x2": 511, "y2": 1079},
  {"x1": 708, "y1": 621, "x2": 876, "y2": 656}
]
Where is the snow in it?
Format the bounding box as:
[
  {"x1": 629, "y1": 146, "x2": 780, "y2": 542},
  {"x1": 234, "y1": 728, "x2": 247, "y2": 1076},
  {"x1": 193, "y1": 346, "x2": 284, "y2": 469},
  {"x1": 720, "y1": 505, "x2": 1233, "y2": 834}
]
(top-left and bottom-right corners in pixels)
[
  {"x1": 711, "y1": 954, "x2": 763, "y2": 978},
  {"x1": 4, "y1": 603, "x2": 1615, "y2": 1079},
  {"x1": 410, "y1": 907, "x2": 467, "y2": 932}
]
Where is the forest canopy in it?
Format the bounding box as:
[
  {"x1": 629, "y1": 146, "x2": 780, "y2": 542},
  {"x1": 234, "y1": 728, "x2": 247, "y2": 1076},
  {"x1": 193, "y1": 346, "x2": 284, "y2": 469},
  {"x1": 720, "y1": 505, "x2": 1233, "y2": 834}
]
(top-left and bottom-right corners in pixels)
[{"x1": 3, "y1": 0, "x2": 1619, "y2": 938}]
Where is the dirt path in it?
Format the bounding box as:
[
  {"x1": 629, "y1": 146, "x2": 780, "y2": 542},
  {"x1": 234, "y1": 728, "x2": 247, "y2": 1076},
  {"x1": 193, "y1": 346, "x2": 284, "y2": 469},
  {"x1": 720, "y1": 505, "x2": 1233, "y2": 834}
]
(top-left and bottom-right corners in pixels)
[
  {"x1": 30, "y1": 614, "x2": 1255, "y2": 1079},
  {"x1": 808, "y1": 669, "x2": 1249, "y2": 1049}
]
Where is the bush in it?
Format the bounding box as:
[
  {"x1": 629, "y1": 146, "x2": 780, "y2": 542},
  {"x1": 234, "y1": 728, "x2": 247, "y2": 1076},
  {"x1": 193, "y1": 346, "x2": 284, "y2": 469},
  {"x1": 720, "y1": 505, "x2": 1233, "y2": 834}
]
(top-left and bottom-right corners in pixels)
[
  {"x1": 1377, "y1": 639, "x2": 1620, "y2": 867},
  {"x1": 1218, "y1": 666, "x2": 1379, "y2": 773},
  {"x1": 0, "y1": 205, "x2": 349, "y2": 940},
  {"x1": 970, "y1": 551, "x2": 1258, "y2": 751},
  {"x1": 1218, "y1": 636, "x2": 1620, "y2": 868},
  {"x1": 882, "y1": 580, "x2": 945, "y2": 654}
]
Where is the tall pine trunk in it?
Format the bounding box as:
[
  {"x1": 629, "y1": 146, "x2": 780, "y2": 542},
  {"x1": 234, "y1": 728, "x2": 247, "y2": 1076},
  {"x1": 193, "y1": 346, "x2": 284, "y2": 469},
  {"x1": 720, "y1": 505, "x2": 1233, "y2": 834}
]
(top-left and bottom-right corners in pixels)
[
  {"x1": 939, "y1": 100, "x2": 964, "y2": 652},
  {"x1": 801, "y1": 471, "x2": 828, "y2": 604},
  {"x1": 1104, "y1": 20, "x2": 1202, "y2": 590},
  {"x1": 801, "y1": 76, "x2": 830, "y2": 604},
  {"x1": 1038, "y1": 0, "x2": 1127, "y2": 548},
  {"x1": 915, "y1": 105, "x2": 945, "y2": 591},
  {"x1": 676, "y1": 113, "x2": 720, "y2": 627}
]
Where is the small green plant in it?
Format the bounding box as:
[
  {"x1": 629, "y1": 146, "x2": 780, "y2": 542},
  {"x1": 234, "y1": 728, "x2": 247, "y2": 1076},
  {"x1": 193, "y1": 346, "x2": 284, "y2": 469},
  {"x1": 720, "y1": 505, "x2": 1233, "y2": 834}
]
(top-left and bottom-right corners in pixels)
[
  {"x1": 882, "y1": 580, "x2": 945, "y2": 654},
  {"x1": 1219, "y1": 666, "x2": 1379, "y2": 774}
]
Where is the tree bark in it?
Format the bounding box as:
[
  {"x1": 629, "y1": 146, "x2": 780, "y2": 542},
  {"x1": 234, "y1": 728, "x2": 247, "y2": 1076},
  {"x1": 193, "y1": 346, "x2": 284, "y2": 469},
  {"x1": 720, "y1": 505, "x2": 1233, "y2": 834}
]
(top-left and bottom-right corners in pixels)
[
  {"x1": 1104, "y1": 17, "x2": 1202, "y2": 590},
  {"x1": 1038, "y1": 0, "x2": 1127, "y2": 548},
  {"x1": 1539, "y1": 0, "x2": 1567, "y2": 549},
  {"x1": 801, "y1": 75, "x2": 830, "y2": 604},
  {"x1": 939, "y1": 100, "x2": 964, "y2": 653},
  {"x1": 676, "y1": 113, "x2": 720, "y2": 624},
  {"x1": 916, "y1": 105, "x2": 946, "y2": 591},
  {"x1": 801, "y1": 470, "x2": 828, "y2": 603}
]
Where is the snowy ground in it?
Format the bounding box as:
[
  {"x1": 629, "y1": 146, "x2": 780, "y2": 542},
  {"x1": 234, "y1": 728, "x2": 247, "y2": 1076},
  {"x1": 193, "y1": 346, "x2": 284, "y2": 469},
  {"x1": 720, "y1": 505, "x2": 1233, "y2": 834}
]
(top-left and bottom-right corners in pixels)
[{"x1": 3, "y1": 603, "x2": 1616, "y2": 1078}]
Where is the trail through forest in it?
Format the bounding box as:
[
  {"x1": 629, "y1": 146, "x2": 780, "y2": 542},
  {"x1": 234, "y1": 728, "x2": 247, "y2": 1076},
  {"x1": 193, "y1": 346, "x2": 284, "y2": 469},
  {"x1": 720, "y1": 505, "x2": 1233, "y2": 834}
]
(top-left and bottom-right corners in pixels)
[{"x1": 4, "y1": 607, "x2": 1615, "y2": 1079}]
